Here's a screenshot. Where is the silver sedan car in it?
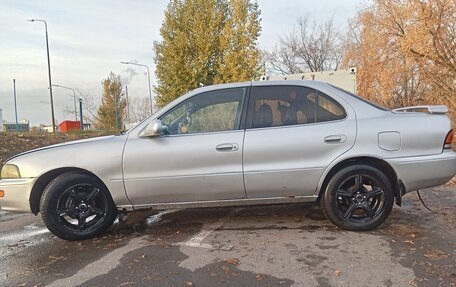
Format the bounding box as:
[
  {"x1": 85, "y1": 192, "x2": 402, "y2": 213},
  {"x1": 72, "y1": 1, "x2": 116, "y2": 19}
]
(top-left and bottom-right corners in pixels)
[{"x1": 1, "y1": 81, "x2": 455, "y2": 240}]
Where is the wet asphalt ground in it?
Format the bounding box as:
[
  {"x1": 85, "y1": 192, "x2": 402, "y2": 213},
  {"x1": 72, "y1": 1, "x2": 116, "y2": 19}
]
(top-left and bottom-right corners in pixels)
[{"x1": 0, "y1": 186, "x2": 455, "y2": 287}]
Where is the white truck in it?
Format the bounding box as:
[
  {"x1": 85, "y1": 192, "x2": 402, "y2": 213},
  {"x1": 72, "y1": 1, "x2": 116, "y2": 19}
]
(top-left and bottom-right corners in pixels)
[{"x1": 263, "y1": 68, "x2": 357, "y2": 94}]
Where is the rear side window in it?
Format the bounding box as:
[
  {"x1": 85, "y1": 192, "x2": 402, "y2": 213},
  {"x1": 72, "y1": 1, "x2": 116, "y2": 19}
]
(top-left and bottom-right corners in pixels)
[
  {"x1": 247, "y1": 86, "x2": 346, "y2": 129},
  {"x1": 330, "y1": 84, "x2": 389, "y2": 111}
]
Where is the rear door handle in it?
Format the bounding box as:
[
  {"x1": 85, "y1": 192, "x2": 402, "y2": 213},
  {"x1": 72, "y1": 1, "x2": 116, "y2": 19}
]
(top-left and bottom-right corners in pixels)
[
  {"x1": 216, "y1": 143, "x2": 239, "y2": 152},
  {"x1": 324, "y1": 135, "x2": 347, "y2": 144}
]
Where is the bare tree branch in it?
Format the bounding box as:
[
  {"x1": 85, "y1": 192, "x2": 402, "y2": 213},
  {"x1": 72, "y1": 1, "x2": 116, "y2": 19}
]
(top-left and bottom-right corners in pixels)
[{"x1": 264, "y1": 16, "x2": 343, "y2": 74}]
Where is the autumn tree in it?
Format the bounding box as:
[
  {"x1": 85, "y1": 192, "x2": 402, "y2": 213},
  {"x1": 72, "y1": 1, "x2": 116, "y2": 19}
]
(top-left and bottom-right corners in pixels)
[
  {"x1": 400, "y1": 0, "x2": 456, "y2": 117},
  {"x1": 154, "y1": 0, "x2": 262, "y2": 107},
  {"x1": 265, "y1": 16, "x2": 343, "y2": 74},
  {"x1": 97, "y1": 72, "x2": 127, "y2": 130},
  {"x1": 215, "y1": 0, "x2": 262, "y2": 83},
  {"x1": 343, "y1": 0, "x2": 456, "y2": 120}
]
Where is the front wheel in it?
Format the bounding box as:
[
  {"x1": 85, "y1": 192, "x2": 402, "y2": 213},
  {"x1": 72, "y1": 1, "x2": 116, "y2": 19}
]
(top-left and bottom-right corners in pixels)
[
  {"x1": 320, "y1": 165, "x2": 394, "y2": 231},
  {"x1": 40, "y1": 172, "x2": 117, "y2": 241}
]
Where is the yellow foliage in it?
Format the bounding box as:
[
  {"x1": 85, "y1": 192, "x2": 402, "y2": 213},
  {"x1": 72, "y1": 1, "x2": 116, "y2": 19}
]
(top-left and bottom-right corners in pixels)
[
  {"x1": 343, "y1": 0, "x2": 456, "y2": 121},
  {"x1": 154, "y1": 0, "x2": 262, "y2": 108},
  {"x1": 97, "y1": 72, "x2": 126, "y2": 130}
]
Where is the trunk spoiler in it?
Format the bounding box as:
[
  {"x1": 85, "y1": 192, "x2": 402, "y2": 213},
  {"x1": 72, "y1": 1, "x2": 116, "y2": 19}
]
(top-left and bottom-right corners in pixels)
[{"x1": 393, "y1": 105, "x2": 448, "y2": 114}]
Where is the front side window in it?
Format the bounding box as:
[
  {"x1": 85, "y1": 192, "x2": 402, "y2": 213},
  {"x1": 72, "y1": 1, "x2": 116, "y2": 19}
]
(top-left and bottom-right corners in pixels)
[
  {"x1": 160, "y1": 88, "x2": 245, "y2": 135},
  {"x1": 248, "y1": 86, "x2": 346, "y2": 129}
]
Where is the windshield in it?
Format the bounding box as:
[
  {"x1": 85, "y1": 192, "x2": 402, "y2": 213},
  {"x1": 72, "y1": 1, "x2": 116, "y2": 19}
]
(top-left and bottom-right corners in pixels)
[{"x1": 330, "y1": 84, "x2": 389, "y2": 111}]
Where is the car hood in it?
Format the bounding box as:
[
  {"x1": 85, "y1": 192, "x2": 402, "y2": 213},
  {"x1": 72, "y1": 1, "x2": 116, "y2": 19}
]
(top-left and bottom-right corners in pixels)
[{"x1": 7, "y1": 135, "x2": 118, "y2": 162}]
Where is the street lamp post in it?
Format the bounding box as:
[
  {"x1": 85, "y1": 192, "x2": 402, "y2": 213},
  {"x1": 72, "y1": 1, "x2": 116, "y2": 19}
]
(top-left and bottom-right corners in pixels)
[
  {"x1": 28, "y1": 19, "x2": 56, "y2": 133},
  {"x1": 53, "y1": 84, "x2": 77, "y2": 121},
  {"x1": 13, "y1": 79, "x2": 19, "y2": 132},
  {"x1": 115, "y1": 90, "x2": 119, "y2": 130},
  {"x1": 120, "y1": 61, "x2": 153, "y2": 115},
  {"x1": 79, "y1": 99, "x2": 84, "y2": 130}
]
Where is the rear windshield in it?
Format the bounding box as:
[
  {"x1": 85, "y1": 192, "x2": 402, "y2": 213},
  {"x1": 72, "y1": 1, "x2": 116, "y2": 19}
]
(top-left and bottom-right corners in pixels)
[{"x1": 330, "y1": 84, "x2": 389, "y2": 111}]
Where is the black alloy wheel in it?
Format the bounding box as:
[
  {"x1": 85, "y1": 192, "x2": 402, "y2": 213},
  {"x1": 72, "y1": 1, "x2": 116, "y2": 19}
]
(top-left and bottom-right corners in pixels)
[
  {"x1": 320, "y1": 165, "x2": 394, "y2": 231},
  {"x1": 335, "y1": 174, "x2": 386, "y2": 222},
  {"x1": 56, "y1": 183, "x2": 110, "y2": 233},
  {"x1": 40, "y1": 172, "x2": 117, "y2": 241}
]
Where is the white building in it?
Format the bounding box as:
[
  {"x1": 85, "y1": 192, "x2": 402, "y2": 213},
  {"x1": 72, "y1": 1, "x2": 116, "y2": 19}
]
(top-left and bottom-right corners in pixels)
[{"x1": 264, "y1": 68, "x2": 357, "y2": 94}]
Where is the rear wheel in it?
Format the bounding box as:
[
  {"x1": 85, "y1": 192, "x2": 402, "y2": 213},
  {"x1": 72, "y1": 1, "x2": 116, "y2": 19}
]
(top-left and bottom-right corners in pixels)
[
  {"x1": 320, "y1": 165, "x2": 394, "y2": 231},
  {"x1": 40, "y1": 172, "x2": 117, "y2": 241}
]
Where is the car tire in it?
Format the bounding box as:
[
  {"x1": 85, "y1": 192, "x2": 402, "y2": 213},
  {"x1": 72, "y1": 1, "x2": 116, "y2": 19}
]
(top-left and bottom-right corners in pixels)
[
  {"x1": 320, "y1": 164, "x2": 394, "y2": 231},
  {"x1": 40, "y1": 172, "x2": 117, "y2": 241}
]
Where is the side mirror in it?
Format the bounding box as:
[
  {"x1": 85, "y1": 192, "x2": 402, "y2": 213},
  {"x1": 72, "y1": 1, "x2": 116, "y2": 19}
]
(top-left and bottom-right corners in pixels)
[{"x1": 139, "y1": 120, "x2": 162, "y2": 137}]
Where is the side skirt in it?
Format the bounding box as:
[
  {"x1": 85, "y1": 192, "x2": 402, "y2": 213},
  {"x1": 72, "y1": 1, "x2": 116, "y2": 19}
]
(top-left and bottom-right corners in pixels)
[{"x1": 118, "y1": 195, "x2": 318, "y2": 212}]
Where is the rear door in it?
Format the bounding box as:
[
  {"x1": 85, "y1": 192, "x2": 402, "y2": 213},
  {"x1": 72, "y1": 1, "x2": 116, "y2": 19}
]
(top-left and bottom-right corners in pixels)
[{"x1": 243, "y1": 84, "x2": 356, "y2": 198}]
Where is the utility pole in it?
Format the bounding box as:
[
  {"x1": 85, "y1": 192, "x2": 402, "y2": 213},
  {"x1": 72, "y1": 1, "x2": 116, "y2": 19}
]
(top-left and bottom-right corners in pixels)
[
  {"x1": 79, "y1": 99, "x2": 83, "y2": 130},
  {"x1": 125, "y1": 85, "x2": 130, "y2": 124},
  {"x1": 28, "y1": 19, "x2": 56, "y2": 132},
  {"x1": 115, "y1": 92, "x2": 118, "y2": 130},
  {"x1": 13, "y1": 79, "x2": 19, "y2": 132},
  {"x1": 120, "y1": 61, "x2": 153, "y2": 115}
]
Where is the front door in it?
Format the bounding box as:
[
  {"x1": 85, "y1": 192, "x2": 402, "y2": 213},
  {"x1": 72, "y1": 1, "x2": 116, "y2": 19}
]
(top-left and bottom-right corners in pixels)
[
  {"x1": 123, "y1": 87, "x2": 247, "y2": 206},
  {"x1": 243, "y1": 84, "x2": 356, "y2": 198}
]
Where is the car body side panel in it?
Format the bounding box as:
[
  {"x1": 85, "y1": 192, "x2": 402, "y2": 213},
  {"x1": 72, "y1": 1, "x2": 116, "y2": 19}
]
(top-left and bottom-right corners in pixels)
[
  {"x1": 122, "y1": 131, "x2": 246, "y2": 205},
  {"x1": 243, "y1": 119, "x2": 357, "y2": 198},
  {"x1": 0, "y1": 178, "x2": 36, "y2": 212},
  {"x1": 386, "y1": 151, "x2": 456, "y2": 191},
  {"x1": 356, "y1": 114, "x2": 451, "y2": 157},
  {"x1": 315, "y1": 110, "x2": 455, "y2": 194},
  {"x1": 2, "y1": 136, "x2": 131, "y2": 208}
]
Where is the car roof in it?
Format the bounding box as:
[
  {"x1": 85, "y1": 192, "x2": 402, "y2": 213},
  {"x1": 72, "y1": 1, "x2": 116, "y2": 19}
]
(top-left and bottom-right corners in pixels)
[{"x1": 188, "y1": 80, "x2": 331, "y2": 94}]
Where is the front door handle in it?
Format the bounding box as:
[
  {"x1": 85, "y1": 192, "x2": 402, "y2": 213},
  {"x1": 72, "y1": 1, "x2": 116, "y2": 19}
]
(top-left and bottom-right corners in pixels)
[
  {"x1": 324, "y1": 135, "x2": 347, "y2": 144},
  {"x1": 216, "y1": 143, "x2": 239, "y2": 152}
]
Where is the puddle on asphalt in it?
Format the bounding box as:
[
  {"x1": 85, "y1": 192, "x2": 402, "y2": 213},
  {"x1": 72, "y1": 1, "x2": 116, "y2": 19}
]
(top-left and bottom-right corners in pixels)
[{"x1": 146, "y1": 210, "x2": 176, "y2": 226}]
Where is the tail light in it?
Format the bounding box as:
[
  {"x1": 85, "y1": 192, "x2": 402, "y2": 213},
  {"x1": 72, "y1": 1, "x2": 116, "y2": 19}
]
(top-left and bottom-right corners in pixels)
[{"x1": 444, "y1": 129, "x2": 454, "y2": 149}]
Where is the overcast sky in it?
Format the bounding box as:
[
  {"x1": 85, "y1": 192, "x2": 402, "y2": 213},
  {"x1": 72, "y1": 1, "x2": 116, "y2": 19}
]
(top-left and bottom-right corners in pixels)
[{"x1": 0, "y1": 0, "x2": 367, "y2": 126}]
